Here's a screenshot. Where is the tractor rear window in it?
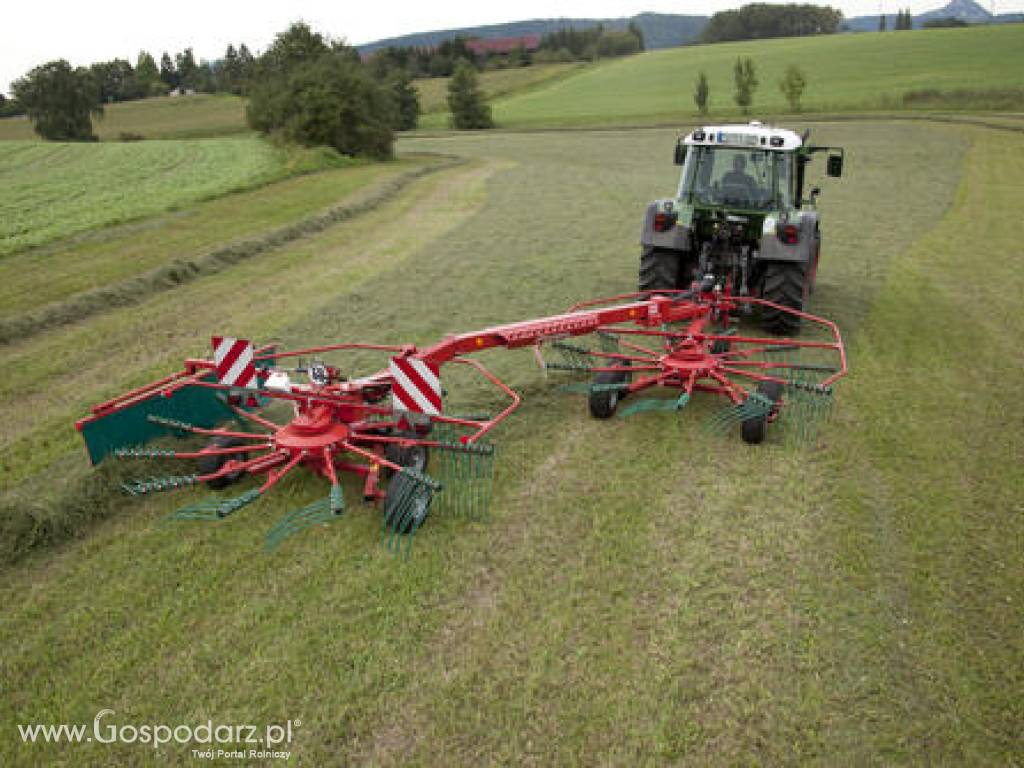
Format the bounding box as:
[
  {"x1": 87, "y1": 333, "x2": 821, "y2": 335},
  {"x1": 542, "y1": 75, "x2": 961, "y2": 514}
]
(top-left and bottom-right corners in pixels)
[{"x1": 679, "y1": 146, "x2": 793, "y2": 211}]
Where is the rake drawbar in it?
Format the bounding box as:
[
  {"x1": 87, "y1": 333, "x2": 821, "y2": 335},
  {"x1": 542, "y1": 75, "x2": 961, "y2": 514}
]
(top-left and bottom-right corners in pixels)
[{"x1": 75, "y1": 288, "x2": 846, "y2": 553}]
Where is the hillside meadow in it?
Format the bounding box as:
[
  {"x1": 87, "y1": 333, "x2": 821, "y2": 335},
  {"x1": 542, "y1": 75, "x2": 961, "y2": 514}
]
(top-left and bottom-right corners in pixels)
[
  {"x1": 0, "y1": 118, "x2": 1021, "y2": 764},
  {"x1": 486, "y1": 24, "x2": 1024, "y2": 127}
]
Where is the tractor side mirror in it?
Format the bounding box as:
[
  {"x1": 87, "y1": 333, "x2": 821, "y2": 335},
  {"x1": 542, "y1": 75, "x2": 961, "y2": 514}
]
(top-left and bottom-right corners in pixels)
[
  {"x1": 674, "y1": 142, "x2": 687, "y2": 166},
  {"x1": 827, "y1": 154, "x2": 843, "y2": 178}
]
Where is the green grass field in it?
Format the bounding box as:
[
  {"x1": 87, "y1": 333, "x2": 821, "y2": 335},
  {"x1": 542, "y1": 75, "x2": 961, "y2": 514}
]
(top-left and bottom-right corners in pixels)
[
  {"x1": 0, "y1": 138, "x2": 358, "y2": 255},
  {"x1": 414, "y1": 62, "x2": 584, "y2": 115},
  {"x1": 0, "y1": 93, "x2": 247, "y2": 141},
  {"x1": 1, "y1": 116, "x2": 1021, "y2": 764},
  {"x1": 490, "y1": 25, "x2": 1024, "y2": 127}
]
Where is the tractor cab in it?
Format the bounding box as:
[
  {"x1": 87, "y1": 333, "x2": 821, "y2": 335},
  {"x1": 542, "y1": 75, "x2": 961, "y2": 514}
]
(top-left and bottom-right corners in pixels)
[{"x1": 640, "y1": 121, "x2": 845, "y2": 334}]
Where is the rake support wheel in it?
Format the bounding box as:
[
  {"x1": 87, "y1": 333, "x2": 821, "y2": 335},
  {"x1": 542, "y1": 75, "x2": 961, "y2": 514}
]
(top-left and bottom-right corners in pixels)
[
  {"x1": 198, "y1": 436, "x2": 247, "y2": 490},
  {"x1": 589, "y1": 361, "x2": 631, "y2": 419},
  {"x1": 741, "y1": 381, "x2": 784, "y2": 445}
]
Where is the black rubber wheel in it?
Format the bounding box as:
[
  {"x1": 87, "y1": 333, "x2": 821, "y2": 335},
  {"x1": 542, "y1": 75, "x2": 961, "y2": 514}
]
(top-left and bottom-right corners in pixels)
[
  {"x1": 760, "y1": 262, "x2": 809, "y2": 336},
  {"x1": 384, "y1": 430, "x2": 429, "y2": 477},
  {"x1": 741, "y1": 380, "x2": 785, "y2": 445},
  {"x1": 639, "y1": 246, "x2": 682, "y2": 293},
  {"x1": 588, "y1": 361, "x2": 631, "y2": 419},
  {"x1": 383, "y1": 472, "x2": 431, "y2": 534},
  {"x1": 198, "y1": 436, "x2": 247, "y2": 489}
]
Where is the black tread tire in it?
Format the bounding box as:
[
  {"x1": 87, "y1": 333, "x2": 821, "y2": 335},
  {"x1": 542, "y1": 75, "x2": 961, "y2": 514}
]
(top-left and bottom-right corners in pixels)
[
  {"x1": 760, "y1": 262, "x2": 808, "y2": 336},
  {"x1": 588, "y1": 361, "x2": 631, "y2": 419},
  {"x1": 199, "y1": 436, "x2": 247, "y2": 489},
  {"x1": 639, "y1": 246, "x2": 681, "y2": 293},
  {"x1": 741, "y1": 380, "x2": 785, "y2": 445}
]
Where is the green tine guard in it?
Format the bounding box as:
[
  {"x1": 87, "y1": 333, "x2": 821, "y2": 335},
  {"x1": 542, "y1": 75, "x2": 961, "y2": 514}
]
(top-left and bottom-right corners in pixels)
[
  {"x1": 169, "y1": 488, "x2": 262, "y2": 521},
  {"x1": 265, "y1": 494, "x2": 343, "y2": 552},
  {"x1": 704, "y1": 392, "x2": 776, "y2": 434},
  {"x1": 146, "y1": 414, "x2": 197, "y2": 433},
  {"x1": 382, "y1": 468, "x2": 440, "y2": 557},
  {"x1": 430, "y1": 429, "x2": 495, "y2": 520},
  {"x1": 122, "y1": 474, "x2": 199, "y2": 496},
  {"x1": 618, "y1": 391, "x2": 690, "y2": 418}
]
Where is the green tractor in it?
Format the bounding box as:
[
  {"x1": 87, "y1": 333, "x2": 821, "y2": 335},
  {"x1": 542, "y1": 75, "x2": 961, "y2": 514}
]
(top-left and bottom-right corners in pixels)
[{"x1": 639, "y1": 121, "x2": 844, "y2": 334}]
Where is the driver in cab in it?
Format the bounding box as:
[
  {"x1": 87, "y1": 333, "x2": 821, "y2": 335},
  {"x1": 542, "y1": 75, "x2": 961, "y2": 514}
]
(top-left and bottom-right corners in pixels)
[{"x1": 721, "y1": 154, "x2": 758, "y2": 201}]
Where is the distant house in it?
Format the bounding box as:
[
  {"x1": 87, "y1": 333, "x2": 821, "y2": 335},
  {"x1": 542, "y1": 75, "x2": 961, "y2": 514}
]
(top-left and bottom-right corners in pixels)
[{"x1": 465, "y1": 35, "x2": 541, "y2": 56}]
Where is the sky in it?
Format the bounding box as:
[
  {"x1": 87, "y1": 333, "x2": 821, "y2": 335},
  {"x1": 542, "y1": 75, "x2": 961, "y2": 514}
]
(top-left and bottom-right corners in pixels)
[{"x1": 2, "y1": 0, "x2": 1019, "y2": 94}]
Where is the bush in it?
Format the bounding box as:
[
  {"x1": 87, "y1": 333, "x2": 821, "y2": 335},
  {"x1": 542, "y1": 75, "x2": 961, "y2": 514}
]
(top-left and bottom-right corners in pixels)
[
  {"x1": 11, "y1": 60, "x2": 103, "y2": 141},
  {"x1": 695, "y1": 71, "x2": 710, "y2": 115},
  {"x1": 447, "y1": 60, "x2": 493, "y2": 129},
  {"x1": 733, "y1": 57, "x2": 759, "y2": 114},
  {"x1": 247, "y1": 54, "x2": 395, "y2": 159},
  {"x1": 778, "y1": 64, "x2": 807, "y2": 112}
]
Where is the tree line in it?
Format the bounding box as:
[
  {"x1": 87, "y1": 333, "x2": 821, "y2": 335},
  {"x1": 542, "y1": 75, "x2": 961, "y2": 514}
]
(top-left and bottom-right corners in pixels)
[
  {"x1": 701, "y1": 3, "x2": 843, "y2": 43},
  {"x1": 365, "y1": 22, "x2": 645, "y2": 79}
]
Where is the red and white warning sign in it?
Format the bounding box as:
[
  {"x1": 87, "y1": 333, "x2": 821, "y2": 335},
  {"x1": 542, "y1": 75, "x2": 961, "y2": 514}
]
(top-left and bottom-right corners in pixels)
[
  {"x1": 212, "y1": 336, "x2": 258, "y2": 389},
  {"x1": 390, "y1": 355, "x2": 442, "y2": 416}
]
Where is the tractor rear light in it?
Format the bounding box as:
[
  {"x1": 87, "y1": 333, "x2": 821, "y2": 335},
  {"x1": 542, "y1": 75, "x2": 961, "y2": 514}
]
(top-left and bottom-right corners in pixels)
[
  {"x1": 778, "y1": 223, "x2": 800, "y2": 245},
  {"x1": 654, "y1": 212, "x2": 678, "y2": 232}
]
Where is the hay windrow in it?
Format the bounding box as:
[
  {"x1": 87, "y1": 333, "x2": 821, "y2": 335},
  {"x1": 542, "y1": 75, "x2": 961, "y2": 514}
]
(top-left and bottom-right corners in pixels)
[{"x1": 0, "y1": 156, "x2": 461, "y2": 347}]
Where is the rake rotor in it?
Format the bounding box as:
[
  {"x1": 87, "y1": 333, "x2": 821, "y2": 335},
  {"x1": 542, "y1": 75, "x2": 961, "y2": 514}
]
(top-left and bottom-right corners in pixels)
[{"x1": 77, "y1": 287, "x2": 845, "y2": 555}]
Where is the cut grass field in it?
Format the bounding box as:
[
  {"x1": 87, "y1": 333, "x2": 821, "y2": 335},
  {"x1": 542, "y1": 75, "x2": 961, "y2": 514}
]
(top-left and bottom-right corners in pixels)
[
  {"x1": 0, "y1": 137, "x2": 354, "y2": 256},
  {"x1": 0, "y1": 93, "x2": 246, "y2": 141},
  {"x1": 1, "y1": 119, "x2": 1021, "y2": 764},
  {"x1": 491, "y1": 24, "x2": 1024, "y2": 127}
]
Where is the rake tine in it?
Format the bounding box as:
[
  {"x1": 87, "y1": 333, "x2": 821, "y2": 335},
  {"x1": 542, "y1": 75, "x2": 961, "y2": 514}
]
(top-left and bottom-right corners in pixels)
[
  {"x1": 265, "y1": 497, "x2": 341, "y2": 551},
  {"x1": 169, "y1": 488, "x2": 262, "y2": 521},
  {"x1": 122, "y1": 474, "x2": 200, "y2": 496}
]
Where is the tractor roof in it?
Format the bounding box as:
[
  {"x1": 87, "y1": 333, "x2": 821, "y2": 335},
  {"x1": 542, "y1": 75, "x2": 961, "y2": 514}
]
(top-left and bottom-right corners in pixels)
[{"x1": 683, "y1": 121, "x2": 803, "y2": 151}]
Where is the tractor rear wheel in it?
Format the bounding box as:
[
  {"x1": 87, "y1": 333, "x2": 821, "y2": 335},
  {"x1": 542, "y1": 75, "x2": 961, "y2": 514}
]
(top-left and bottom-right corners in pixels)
[
  {"x1": 589, "y1": 361, "x2": 631, "y2": 419},
  {"x1": 199, "y1": 436, "x2": 247, "y2": 489},
  {"x1": 741, "y1": 380, "x2": 784, "y2": 445},
  {"x1": 639, "y1": 247, "x2": 681, "y2": 293},
  {"x1": 760, "y1": 262, "x2": 808, "y2": 336}
]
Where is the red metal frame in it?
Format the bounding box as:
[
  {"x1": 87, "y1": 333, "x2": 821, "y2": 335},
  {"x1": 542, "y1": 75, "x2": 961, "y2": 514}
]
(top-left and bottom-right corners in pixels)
[{"x1": 76, "y1": 289, "x2": 847, "y2": 502}]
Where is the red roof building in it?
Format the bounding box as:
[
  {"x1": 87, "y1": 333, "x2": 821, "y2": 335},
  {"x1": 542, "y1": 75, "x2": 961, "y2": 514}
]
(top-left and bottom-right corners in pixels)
[{"x1": 465, "y1": 35, "x2": 541, "y2": 56}]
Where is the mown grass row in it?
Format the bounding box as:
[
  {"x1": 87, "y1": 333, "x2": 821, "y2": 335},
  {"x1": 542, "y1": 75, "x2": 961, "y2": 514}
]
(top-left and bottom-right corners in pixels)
[
  {"x1": 0, "y1": 138, "x2": 356, "y2": 256},
  {"x1": 0, "y1": 155, "x2": 459, "y2": 345}
]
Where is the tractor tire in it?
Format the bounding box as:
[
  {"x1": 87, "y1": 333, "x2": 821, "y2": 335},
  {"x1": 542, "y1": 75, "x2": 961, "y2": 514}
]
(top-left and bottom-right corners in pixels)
[
  {"x1": 385, "y1": 431, "x2": 429, "y2": 477},
  {"x1": 199, "y1": 436, "x2": 247, "y2": 489},
  {"x1": 741, "y1": 380, "x2": 784, "y2": 445},
  {"x1": 760, "y1": 262, "x2": 809, "y2": 336},
  {"x1": 639, "y1": 246, "x2": 680, "y2": 293},
  {"x1": 589, "y1": 361, "x2": 631, "y2": 419},
  {"x1": 808, "y1": 233, "x2": 821, "y2": 295}
]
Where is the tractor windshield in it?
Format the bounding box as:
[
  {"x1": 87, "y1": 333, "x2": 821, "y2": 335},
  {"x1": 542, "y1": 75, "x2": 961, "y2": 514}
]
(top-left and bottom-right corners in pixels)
[{"x1": 679, "y1": 146, "x2": 793, "y2": 211}]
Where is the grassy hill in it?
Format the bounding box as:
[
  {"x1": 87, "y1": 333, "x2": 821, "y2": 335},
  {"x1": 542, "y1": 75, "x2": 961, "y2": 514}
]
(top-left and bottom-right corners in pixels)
[
  {"x1": 0, "y1": 93, "x2": 247, "y2": 142},
  {"x1": 485, "y1": 24, "x2": 1024, "y2": 127}
]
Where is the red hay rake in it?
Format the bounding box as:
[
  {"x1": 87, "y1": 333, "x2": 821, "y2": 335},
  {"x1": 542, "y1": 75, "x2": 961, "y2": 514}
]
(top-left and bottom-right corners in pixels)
[{"x1": 76, "y1": 288, "x2": 846, "y2": 553}]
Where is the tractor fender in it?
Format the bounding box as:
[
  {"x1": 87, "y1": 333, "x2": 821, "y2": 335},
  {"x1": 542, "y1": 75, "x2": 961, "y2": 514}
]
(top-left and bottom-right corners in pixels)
[
  {"x1": 640, "y1": 200, "x2": 691, "y2": 252},
  {"x1": 755, "y1": 211, "x2": 817, "y2": 264}
]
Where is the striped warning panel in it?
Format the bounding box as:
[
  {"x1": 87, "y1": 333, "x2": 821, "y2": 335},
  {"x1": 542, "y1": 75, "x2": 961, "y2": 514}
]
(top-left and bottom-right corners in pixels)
[
  {"x1": 390, "y1": 356, "x2": 442, "y2": 416},
  {"x1": 212, "y1": 336, "x2": 257, "y2": 389}
]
